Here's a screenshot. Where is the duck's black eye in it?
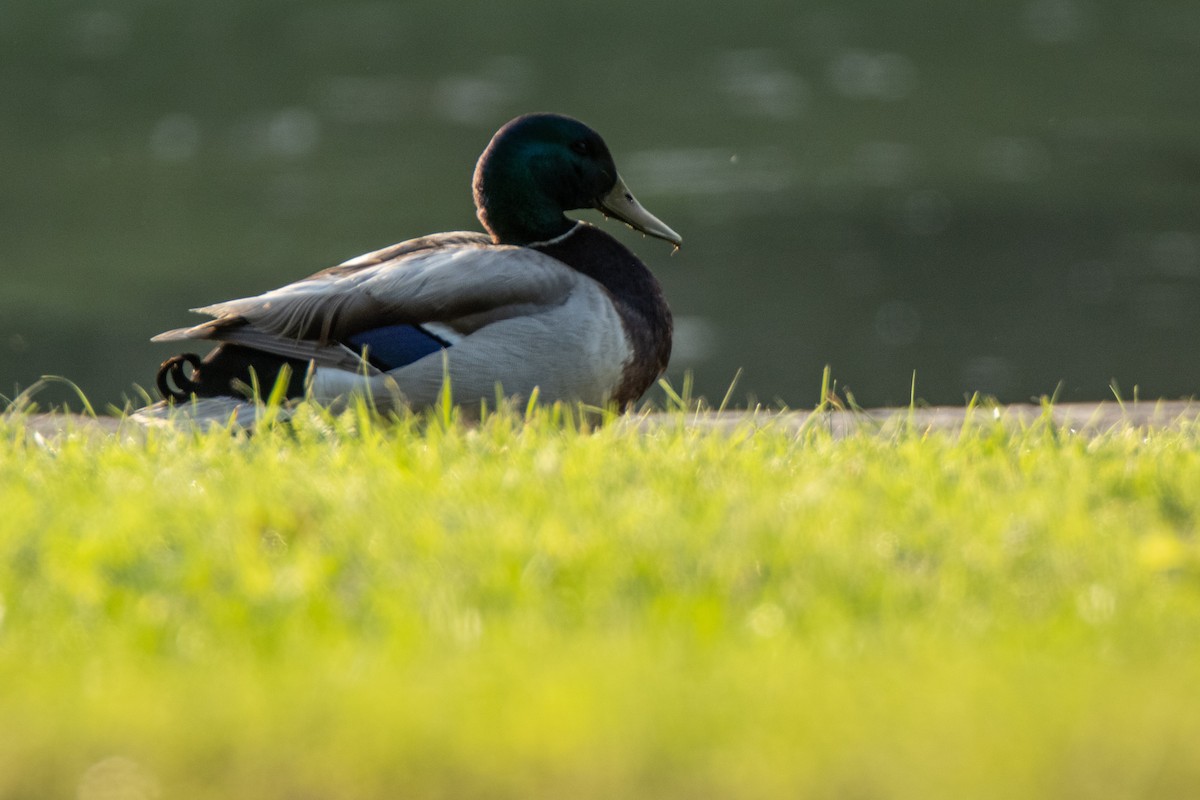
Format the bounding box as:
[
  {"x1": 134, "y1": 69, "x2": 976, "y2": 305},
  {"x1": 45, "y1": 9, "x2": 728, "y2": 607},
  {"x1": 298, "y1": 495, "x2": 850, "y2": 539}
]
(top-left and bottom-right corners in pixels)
[{"x1": 570, "y1": 140, "x2": 591, "y2": 156}]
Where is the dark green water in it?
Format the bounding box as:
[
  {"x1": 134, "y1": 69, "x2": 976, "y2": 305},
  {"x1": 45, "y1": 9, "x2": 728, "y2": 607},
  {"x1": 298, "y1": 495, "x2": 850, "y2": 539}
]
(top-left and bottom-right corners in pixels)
[{"x1": 4, "y1": 0, "x2": 1199, "y2": 410}]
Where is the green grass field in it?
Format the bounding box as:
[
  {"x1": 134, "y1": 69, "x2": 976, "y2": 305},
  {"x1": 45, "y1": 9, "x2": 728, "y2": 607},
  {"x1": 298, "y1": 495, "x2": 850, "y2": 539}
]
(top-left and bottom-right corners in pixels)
[{"x1": 3, "y1": 403, "x2": 1200, "y2": 799}]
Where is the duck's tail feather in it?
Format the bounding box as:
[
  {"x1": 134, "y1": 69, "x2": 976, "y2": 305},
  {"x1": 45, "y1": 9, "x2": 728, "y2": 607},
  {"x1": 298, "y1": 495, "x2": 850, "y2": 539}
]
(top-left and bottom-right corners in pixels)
[
  {"x1": 150, "y1": 315, "x2": 242, "y2": 343},
  {"x1": 153, "y1": 345, "x2": 310, "y2": 403}
]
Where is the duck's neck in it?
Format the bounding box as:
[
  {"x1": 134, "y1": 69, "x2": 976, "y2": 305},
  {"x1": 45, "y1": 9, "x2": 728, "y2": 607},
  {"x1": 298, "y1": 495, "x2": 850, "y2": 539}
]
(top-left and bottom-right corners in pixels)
[{"x1": 472, "y1": 147, "x2": 576, "y2": 246}]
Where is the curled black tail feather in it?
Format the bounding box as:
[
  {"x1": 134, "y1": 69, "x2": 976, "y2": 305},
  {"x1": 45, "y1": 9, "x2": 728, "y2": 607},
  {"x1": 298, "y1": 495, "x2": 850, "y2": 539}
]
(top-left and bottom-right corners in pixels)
[
  {"x1": 157, "y1": 353, "x2": 203, "y2": 402},
  {"x1": 154, "y1": 345, "x2": 309, "y2": 403}
]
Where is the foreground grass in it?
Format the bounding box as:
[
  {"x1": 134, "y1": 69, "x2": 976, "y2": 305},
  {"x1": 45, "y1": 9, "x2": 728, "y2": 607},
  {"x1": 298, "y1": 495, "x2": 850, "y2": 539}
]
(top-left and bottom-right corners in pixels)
[{"x1": 3, "y1": 406, "x2": 1200, "y2": 799}]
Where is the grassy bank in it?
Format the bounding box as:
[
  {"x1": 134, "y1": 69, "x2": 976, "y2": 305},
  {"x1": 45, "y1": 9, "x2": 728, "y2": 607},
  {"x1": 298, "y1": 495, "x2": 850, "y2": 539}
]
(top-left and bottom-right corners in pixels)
[{"x1": 3, "y1": 406, "x2": 1200, "y2": 799}]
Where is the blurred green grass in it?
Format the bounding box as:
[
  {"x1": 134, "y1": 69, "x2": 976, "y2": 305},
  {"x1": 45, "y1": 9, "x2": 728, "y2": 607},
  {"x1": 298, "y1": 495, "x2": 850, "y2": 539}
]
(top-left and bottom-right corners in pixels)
[{"x1": 3, "y1": 406, "x2": 1200, "y2": 798}]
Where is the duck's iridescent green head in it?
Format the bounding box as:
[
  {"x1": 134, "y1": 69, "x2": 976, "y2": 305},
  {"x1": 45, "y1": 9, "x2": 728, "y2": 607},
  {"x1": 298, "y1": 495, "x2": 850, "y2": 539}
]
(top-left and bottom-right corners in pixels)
[{"x1": 473, "y1": 113, "x2": 681, "y2": 248}]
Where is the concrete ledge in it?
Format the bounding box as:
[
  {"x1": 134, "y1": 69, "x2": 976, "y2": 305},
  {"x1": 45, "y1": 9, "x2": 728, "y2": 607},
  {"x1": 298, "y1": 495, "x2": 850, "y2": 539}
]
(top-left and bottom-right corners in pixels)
[
  {"x1": 632, "y1": 400, "x2": 1200, "y2": 437},
  {"x1": 10, "y1": 400, "x2": 1198, "y2": 441}
]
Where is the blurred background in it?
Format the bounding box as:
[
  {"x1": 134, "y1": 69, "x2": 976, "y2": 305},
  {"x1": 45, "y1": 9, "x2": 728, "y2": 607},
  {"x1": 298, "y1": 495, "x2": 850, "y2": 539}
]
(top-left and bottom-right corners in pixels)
[{"x1": 3, "y1": 0, "x2": 1199, "y2": 411}]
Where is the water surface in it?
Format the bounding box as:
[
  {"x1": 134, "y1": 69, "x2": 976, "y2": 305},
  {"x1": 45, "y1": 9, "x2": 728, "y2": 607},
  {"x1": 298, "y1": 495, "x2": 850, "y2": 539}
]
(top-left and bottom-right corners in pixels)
[{"x1": 3, "y1": 1, "x2": 1199, "y2": 408}]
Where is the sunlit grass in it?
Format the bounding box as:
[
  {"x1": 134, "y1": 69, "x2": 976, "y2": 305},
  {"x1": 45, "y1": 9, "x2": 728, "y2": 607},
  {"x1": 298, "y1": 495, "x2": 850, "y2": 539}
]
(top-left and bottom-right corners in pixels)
[{"x1": 2, "y1": 403, "x2": 1200, "y2": 799}]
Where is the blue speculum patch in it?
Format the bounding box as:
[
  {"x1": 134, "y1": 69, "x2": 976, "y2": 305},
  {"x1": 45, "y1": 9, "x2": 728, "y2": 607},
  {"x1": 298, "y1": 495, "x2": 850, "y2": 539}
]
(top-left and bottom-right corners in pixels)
[{"x1": 345, "y1": 324, "x2": 450, "y2": 370}]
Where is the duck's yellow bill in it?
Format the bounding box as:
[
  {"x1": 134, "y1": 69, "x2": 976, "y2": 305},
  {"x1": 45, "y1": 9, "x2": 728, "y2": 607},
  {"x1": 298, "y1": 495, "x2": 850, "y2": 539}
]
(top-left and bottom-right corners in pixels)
[{"x1": 597, "y1": 174, "x2": 682, "y2": 248}]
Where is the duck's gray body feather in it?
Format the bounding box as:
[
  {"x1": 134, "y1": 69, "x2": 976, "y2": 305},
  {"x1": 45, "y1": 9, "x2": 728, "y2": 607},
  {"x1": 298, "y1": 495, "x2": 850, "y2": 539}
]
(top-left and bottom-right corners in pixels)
[
  {"x1": 312, "y1": 277, "x2": 627, "y2": 408},
  {"x1": 150, "y1": 227, "x2": 639, "y2": 410}
]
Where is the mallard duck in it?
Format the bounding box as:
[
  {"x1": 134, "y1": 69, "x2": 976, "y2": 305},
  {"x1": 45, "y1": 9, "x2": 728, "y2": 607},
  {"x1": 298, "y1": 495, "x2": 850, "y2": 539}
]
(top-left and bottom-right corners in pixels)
[{"x1": 140, "y1": 113, "x2": 680, "y2": 423}]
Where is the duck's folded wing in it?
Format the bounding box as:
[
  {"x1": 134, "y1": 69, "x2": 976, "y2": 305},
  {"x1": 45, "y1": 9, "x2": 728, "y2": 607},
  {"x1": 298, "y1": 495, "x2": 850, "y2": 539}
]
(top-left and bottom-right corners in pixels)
[
  {"x1": 321, "y1": 231, "x2": 492, "y2": 274},
  {"x1": 152, "y1": 241, "x2": 578, "y2": 346}
]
